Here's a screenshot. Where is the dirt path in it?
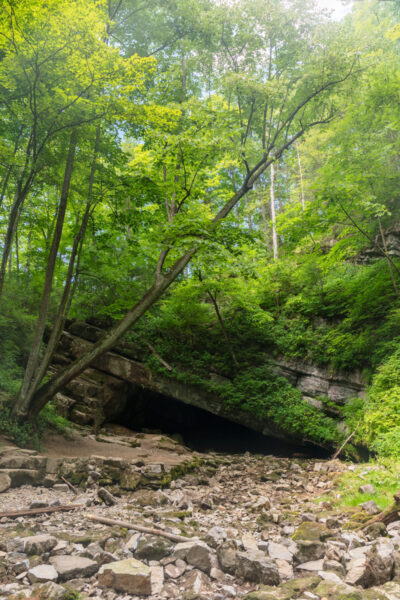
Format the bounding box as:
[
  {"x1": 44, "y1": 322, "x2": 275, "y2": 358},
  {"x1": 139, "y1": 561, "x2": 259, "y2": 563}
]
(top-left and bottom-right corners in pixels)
[{"x1": 1, "y1": 424, "x2": 195, "y2": 467}]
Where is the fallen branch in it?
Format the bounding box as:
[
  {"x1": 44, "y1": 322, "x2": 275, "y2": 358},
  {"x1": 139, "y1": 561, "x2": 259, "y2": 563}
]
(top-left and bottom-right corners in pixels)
[
  {"x1": 61, "y1": 475, "x2": 78, "y2": 495},
  {"x1": 87, "y1": 514, "x2": 192, "y2": 542},
  {"x1": 144, "y1": 341, "x2": 173, "y2": 371},
  {"x1": 362, "y1": 491, "x2": 400, "y2": 529},
  {"x1": 0, "y1": 504, "x2": 84, "y2": 519},
  {"x1": 331, "y1": 430, "x2": 355, "y2": 460}
]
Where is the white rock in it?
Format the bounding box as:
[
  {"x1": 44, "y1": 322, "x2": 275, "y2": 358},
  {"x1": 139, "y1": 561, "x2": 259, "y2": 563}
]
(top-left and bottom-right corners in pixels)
[
  {"x1": 150, "y1": 565, "x2": 164, "y2": 595},
  {"x1": 318, "y1": 570, "x2": 344, "y2": 584},
  {"x1": 297, "y1": 559, "x2": 324, "y2": 572},
  {"x1": 268, "y1": 541, "x2": 293, "y2": 562},
  {"x1": 28, "y1": 564, "x2": 58, "y2": 584}
]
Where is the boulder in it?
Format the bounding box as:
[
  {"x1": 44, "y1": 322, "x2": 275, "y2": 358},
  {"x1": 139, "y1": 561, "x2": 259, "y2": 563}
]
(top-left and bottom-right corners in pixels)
[
  {"x1": 50, "y1": 555, "x2": 98, "y2": 581},
  {"x1": 243, "y1": 575, "x2": 321, "y2": 600},
  {"x1": 31, "y1": 582, "x2": 69, "y2": 599},
  {"x1": 267, "y1": 542, "x2": 293, "y2": 562},
  {"x1": 235, "y1": 549, "x2": 280, "y2": 585},
  {"x1": 297, "y1": 559, "x2": 324, "y2": 572},
  {"x1": 359, "y1": 484, "x2": 376, "y2": 495},
  {"x1": 294, "y1": 540, "x2": 325, "y2": 563},
  {"x1": 217, "y1": 540, "x2": 238, "y2": 574},
  {"x1": 0, "y1": 454, "x2": 45, "y2": 469},
  {"x1": 136, "y1": 535, "x2": 173, "y2": 561},
  {"x1": 22, "y1": 534, "x2": 58, "y2": 555},
  {"x1": 150, "y1": 565, "x2": 164, "y2": 595},
  {"x1": 314, "y1": 579, "x2": 363, "y2": 600},
  {"x1": 292, "y1": 521, "x2": 332, "y2": 542},
  {"x1": 361, "y1": 500, "x2": 381, "y2": 515},
  {"x1": 165, "y1": 562, "x2": 186, "y2": 579},
  {"x1": 345, "y1": 540, "x2": 394, "y2": 588},
  {"x1": 174, "y1": 540, "x2": 213, "y2": 574},
  {"x1": 204, "y1": 526, "x2": 227, "y2": 549},
  {"x1": 181, "y1": 570, "x2": 212, "y2": 599},
  {"x1": 0, "y1": 472, "x2": 11, "y2": 493},
  {"x1": 2, "y1": 468, "x2": 41, "y2": 487},
  {"x1": 28, "y1": 564, "x2": 58, "y2": 584},
  {"x1": 98, "y1": 558, "x2": 152, "y2": 595}
]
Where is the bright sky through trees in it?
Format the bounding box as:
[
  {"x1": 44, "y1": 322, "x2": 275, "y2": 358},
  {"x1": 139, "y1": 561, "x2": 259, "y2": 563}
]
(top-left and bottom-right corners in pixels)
[{"x1": 316, "y1": 0, "x2": 353, "y2": 19}]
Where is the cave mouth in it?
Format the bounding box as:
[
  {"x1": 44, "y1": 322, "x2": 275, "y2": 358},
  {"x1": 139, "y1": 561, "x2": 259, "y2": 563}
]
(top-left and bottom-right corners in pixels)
[{"x1": 113, "y1": 387, "x2": 330, "y2": 458}]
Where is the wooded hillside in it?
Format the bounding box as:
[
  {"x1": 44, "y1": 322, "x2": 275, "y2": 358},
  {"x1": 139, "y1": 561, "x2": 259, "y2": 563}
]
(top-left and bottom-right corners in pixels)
[{"x1": 1, "y1": 0, "x2": 400, "y2": 457}]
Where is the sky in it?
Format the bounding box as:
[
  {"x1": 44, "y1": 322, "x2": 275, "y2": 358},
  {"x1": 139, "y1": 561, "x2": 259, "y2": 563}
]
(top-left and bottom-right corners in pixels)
[{"x1": 315, "y1": 0, "x2": 353, "y2": 19}]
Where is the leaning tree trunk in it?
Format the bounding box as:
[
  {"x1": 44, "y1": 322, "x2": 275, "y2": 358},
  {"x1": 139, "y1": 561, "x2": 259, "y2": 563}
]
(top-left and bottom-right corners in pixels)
[{"x1": 23, "y1": 248, "x2": 197, "y2": 419}]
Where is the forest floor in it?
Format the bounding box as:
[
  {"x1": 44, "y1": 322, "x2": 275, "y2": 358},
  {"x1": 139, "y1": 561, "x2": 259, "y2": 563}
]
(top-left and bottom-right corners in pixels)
[{"x1": 0, "y1": 427, "x2": 400, "y2": 600}]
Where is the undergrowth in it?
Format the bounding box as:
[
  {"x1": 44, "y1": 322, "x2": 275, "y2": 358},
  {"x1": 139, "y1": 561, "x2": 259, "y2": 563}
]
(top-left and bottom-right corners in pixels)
[
  {"x1": 322, "y1": 460, "x2": 400, "y2": 511},
  {"x1": 0, "y1": 397, "x2": 73, "y2": 450}
]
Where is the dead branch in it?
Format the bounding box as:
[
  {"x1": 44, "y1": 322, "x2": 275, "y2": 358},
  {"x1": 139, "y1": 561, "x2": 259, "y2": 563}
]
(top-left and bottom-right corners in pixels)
[
  {"x1": 87, "y1": 514, "x2": 193, "y2": 542},
  {"x1": 61, "y1": 475, "x2": 78, "y2": 495},
  {"x1": 0, "y1": 504, "x2": 84, "y2": 519},
  {"x1": 331, "y1": 430, "x2": 355, "y2": 460},
  {"x1": 144, "y1": 341, "x2": 173, "y2": 371}
]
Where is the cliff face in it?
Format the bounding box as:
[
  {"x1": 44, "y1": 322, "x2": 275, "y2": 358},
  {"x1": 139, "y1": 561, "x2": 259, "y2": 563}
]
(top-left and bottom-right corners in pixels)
[{"x1": 50, "y1": 321, "x2": 365, "y2": 449}]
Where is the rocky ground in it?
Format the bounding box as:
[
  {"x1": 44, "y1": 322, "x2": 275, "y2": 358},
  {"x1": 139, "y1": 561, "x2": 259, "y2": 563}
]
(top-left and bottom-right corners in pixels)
[{"x1": 1, "y1": 429, "x2": 400, "y2": 600}]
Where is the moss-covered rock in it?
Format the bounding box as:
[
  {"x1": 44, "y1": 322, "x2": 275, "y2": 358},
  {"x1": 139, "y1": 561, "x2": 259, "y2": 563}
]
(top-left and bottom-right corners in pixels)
[
  {"x1": 243, "y1": 576, "x2": 321, "y2": 600},
  {"x1": 292, "y1": 521, "x2": 333, "y2": 542}
]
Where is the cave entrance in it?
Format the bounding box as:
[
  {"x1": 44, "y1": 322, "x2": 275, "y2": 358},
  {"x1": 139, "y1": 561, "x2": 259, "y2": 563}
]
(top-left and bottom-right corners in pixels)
[{"x1": 114, "y1": 386, "x2": 329, "y2": 458}]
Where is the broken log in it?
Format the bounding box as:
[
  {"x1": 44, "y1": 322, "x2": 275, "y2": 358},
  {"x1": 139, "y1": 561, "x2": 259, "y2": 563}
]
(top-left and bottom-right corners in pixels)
[
  {"x1": 87, "y1": 514, "x2": 193, "y2": 543},
  {"x1": 0, "y1": 504, "x2": 84, "y2": 519},
  {"x1": 61, "y1": 475, "x2": 78, "y2": 495},
  {"x1": 362, "y1": 491, "x2": 400, "y2": 529}
]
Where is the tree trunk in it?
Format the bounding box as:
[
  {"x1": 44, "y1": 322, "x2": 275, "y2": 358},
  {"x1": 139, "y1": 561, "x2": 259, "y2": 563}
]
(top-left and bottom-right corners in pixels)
[
  {"x1": 379, "y1": 218, "x2": 399, "y2": 297},
  {"x1": 296, "y1": 142, "x2": 305, "y2": 210},
  {"x1": 13, "y1": 132, "x2": 77, "y2": 416},
  {"x1": 0, "y1": 173, "x2": 34, "y2": 296},
  {"x1": 24, "y1": 248, "x2": 197, "y2": 419},
  {"x1": 270, "y1": 163, "x2": 278, "y2": 260},
  {"x1": 206, "y1": 289, "x2": 238, "y2": 366},
  {"x1": 29, "y1": 127, "x2": 100, "y2": 396},
  {"x1": 0, "y1": 127, "x2": 24, "y2": 209},
  {"x1": 260, "y1": 192, "x2": 270, "y2": 254}
]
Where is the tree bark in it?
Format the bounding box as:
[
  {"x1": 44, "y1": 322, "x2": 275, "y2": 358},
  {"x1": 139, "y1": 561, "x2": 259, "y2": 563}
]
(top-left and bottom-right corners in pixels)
[
  {"x1": 28, "y1": 126, "x2": 101, "y2": 397},
  {"x1": 296, "y1": 142, "x2": 305, "y2": 210},
  {"x1": 206, "y1": 289, "x2": 238, "y2": 366},
  {"x1": 13, "y1": 132, "x2": 77, "y2": 416},
  {"x1": 26, "y1": 248, "x2": 197, "y2": 418},
  {"x1": 379, "y1": 218, "x2": 399, "y2": 297},
  {"x1": 0, "y1": 172, "x2": 34, "y2": 296},
  {"x1": 270, "y1": 163, "x2": 278, "y2": 260}
]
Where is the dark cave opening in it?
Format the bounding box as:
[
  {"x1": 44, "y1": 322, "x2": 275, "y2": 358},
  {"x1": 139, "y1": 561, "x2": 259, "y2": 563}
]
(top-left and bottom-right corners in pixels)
[{"x1": 114, "y1": 386, "x2": 330, "y2": 458}]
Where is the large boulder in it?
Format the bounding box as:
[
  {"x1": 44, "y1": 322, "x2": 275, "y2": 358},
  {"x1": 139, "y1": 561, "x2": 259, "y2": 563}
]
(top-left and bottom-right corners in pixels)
[
  {"x1": 98, "y1": 558, "x2": 152, "y2": 595},
  {"x1": 50, "y1": 555, "x2": 98, "y2": 581},
  {"x1": 235, "y1": 549, "x2": 280, "y2": 585},
  {"x1": 217, "y1": 540, "x2": 238, "y2": 575},
  {"x1": 292, "y1": 522, "x2": 332, "y2": 542},
  {"x1": 294, "y1": 540, "x2": 325, "y2": 563},
  {"x1": 0, "y1": 472, "x2": 11, "y2": 493},
  {"x1": 174, "y1": 541, "x2": 213, "y2": 574},
  {"x1": 136, "y1": 535, "x2": 174, "y2": 561},
  {"x1": 22, "y1": 535, "x2": 58, "y2": 555},
  {"x1": 28, "y1": 564, "x2": 58, "y2": 584},
  {"x1": 345, "y1": 540, "x2": 394, "y2": 588}
]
